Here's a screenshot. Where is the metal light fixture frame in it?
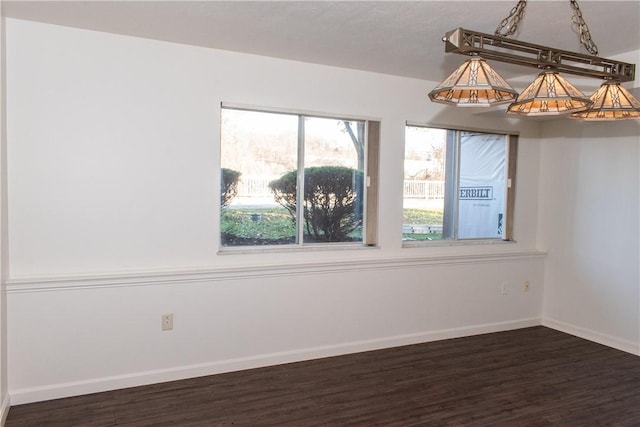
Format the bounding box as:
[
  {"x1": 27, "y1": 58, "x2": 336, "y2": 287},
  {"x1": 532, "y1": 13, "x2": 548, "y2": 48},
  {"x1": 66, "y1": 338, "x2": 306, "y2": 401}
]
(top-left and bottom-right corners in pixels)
[
  {"x1": 431, "y1": 0, "x2": 640, "y2": 119},
  {"x1": 442, "y1": 28, "x2": 635, "y2": 83}
]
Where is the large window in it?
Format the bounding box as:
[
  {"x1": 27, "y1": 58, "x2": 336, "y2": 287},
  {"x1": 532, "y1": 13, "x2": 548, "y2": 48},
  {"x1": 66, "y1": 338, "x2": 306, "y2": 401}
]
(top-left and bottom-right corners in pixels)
[
  {"x1": 220, "y1": 106, "x2": 378, "y2": 248},
  {"x1": 403, "y1": 125, "x2": 516, "y2": 244}
]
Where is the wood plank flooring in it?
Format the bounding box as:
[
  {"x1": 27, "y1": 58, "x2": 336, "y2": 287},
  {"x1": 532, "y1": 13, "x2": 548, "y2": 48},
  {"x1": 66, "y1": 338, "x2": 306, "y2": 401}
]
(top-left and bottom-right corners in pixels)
[{"x1": 6, "y1": 326, "x2": 640, "y2": 426}]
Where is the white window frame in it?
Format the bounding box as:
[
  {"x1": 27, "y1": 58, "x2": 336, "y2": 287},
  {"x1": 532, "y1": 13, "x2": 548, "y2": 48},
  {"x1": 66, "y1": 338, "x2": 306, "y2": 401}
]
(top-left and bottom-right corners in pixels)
[{"x1": 219, "y1": 104, "x2": 380, "y2": 252}]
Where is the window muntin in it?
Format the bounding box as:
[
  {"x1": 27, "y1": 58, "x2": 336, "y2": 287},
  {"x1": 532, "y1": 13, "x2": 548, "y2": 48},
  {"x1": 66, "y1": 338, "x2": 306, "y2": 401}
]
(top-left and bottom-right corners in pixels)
[
  {"x1": 220, "y1": 106, "x2": 369, "y2": 248},
  {"x1": 403, "y1": 126, "x2": 514, "y2": 243}
]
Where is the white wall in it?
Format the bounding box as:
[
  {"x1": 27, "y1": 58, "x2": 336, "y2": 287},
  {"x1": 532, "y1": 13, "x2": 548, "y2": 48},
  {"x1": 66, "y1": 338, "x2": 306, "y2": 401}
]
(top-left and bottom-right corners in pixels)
[
  {"x1": 539, "y1": 115, "x2": 640, "y2": 355},
  {"x1": 5, "y1": 19, "x2": 545, "y2": 404}
]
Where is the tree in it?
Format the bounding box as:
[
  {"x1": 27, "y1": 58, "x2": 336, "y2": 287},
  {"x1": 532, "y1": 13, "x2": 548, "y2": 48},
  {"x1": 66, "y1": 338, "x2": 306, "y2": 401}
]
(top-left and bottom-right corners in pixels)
[
  {"x1": 429, "y1": 142, "x2": 445, "y2": 180},
  {"x1": 221, "y1": 168, "x2": 241, "y2": 207},
  {"x1": 342, "y1": 121, "x2": 365, "y2": 171},
  {"x1": 269, "y1": 166, "x2": 364, "y2": 242}
]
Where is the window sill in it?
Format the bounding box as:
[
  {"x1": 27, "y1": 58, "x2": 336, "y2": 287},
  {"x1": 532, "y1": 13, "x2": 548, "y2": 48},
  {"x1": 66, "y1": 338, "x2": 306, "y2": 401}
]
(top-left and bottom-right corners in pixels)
[
  {"x1": 402, "y1": 238, "x2": 516, "y2": 249},
  {"x1": 217, "y1": 243, "x2": 379, "y2": 255}
]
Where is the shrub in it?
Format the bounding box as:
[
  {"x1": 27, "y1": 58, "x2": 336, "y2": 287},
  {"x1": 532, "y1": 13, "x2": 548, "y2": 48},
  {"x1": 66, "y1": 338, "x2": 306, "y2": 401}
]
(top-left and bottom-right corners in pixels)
[
  {"x1": 221, "y1": 168, "x2": 241, "y2": 207},
  {"x1": 269, "y1": 166, "x2": 364, "y2": 242}
]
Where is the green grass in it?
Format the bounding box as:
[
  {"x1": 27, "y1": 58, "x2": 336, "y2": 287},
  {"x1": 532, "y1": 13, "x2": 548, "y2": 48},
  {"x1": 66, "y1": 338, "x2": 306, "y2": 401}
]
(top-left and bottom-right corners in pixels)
[
  {"x1": 403, "y1": 208, "x2": 443, "y2": 225},
  {"x1": 221, "y1": 207, "x2": 294, "y2": 239},
  {"x1": 221, "y1": 207, "x2": 362, "y2": 244},
  {"x1": 221, "y1": 207, "x2": 443, "y2": 242},
  {"x1": 403, "y1": 208, "x2": 444, "y2": 241}
]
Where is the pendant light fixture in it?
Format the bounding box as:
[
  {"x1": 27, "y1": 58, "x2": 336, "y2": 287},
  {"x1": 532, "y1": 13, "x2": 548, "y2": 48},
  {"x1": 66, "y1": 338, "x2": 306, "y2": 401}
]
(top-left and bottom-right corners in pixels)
[
  {"x1": 507, "y1": 71, "x2": 592, "y2": 116},
  {"x1": 428, "y1": 56, "x2": 518, "y2": 106},
  {"x1": 428, "y1": 0, "x2": 639, "y2": 120},
  {"x1": 571, "y1": 81, "x2": 640, "y2": 120}
]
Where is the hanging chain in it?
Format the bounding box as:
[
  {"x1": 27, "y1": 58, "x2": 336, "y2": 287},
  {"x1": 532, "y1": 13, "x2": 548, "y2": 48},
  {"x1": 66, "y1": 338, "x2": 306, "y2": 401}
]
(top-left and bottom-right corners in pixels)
[
  {"x1": 569, "y1": 0, "x2": 599, "y2": 56},
  {"x1": 494, "y1": 0, "x2": 528, "y2": 37},
  {"x1": 494, "y1": 0, "x2": 599, "y2": 56}
]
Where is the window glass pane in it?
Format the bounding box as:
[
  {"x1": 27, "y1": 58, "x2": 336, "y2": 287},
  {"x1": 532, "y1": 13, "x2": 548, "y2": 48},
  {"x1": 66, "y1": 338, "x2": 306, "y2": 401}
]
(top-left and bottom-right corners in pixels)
[
  {"x1": 302, "y1": 117, "x2": 365, "y2": 243},
  {"x1": 220, "y1": 109, "x2": 298, "y2": 246},
  {"x1": 403, "y1": 126, "x2": 447, "y2": 241},
  {"x1": 457, "y1": 132, "x2": 506, "y2": 239}
]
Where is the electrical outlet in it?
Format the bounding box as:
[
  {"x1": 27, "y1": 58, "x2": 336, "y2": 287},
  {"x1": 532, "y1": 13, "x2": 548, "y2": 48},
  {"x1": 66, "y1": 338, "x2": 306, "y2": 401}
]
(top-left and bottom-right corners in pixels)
[
  {"x1": 524, "y1": 281, "x2": 530, "y2": 292},
  {"x1": 161, "y1": 313, "x2": 174, "y2": 331},
  {"x1": 501, "y1": 282, "x2": 508, "y2": 295}
]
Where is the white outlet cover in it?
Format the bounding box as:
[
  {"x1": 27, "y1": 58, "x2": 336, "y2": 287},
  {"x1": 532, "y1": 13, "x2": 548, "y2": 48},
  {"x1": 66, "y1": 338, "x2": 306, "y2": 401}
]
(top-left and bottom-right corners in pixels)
[{"x1": 161, "y1": 313, "x2": 174, "y2": 331}]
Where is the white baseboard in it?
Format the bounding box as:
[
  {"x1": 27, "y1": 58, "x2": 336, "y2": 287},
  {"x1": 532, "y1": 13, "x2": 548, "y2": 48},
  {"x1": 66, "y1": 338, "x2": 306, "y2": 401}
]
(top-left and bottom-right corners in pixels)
[
  {"x1": 0, "y1": 394, "x2": 10, "y2": 427},
  {"x1": 542, "y1": 317, "x2": 640, "y2": 356},
  {"x1": 9, "y1": 317, "x2": 540, "y2": 405}
]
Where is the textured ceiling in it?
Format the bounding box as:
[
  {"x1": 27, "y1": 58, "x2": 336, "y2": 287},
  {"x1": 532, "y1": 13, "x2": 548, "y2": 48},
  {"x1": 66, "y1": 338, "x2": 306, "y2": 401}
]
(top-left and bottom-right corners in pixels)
[{"x1": 3, "y1": 1, "x2": 640, "y2": 83}]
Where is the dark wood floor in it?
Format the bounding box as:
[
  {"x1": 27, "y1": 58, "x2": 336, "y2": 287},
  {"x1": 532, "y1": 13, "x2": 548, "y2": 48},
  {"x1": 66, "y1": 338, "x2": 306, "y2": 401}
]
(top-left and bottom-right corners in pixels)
[{"x1": 6, "y1": 326, "x2": 640, "y2": 426}]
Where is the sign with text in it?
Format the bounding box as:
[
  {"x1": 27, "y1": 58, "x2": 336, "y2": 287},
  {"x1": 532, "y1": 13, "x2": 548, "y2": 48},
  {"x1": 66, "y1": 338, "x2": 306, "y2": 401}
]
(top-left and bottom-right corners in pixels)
[{"x1": 459, "y1": 186, "x2": 493, "y2": 200}]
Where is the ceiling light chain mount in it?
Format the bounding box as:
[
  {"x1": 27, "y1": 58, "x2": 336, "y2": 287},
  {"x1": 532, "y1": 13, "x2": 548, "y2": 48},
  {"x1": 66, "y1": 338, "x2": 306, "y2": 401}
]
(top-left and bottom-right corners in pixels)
[
  {"x1": 569, "y1": 0, "x2": 598, "y2": 56},
  {"x1": 428, "y1": 0, "x2": 640, "y2": 120},
  {"x1": 494, "y1": 0, "x2": 527, "y2": 37}
]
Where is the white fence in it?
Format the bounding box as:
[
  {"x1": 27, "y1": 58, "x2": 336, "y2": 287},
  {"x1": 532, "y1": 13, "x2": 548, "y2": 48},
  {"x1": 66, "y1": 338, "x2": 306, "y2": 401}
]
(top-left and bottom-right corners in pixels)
[
  {"x1": 237, "y1": 176, "x2": 445, "y2": 200},
  {"x1": 237, "y1": 176, "x2": 275, "y2": 198},
  {"x1": 403, "y1": 180, "x2": 445, "y2": 199}
]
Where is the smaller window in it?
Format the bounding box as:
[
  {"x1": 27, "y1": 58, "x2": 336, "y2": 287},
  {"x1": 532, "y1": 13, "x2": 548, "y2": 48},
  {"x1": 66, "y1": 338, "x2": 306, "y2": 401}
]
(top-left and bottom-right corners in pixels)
[{"x1": 403, "y1": 125, "x2": 517, "y2": 244}]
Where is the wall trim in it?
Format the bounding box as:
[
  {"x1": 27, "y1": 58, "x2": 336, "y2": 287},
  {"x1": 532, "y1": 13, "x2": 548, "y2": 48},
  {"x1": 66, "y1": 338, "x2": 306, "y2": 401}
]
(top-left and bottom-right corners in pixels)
[
  {"x1": 542, "y1": 317, "x2": 640, "y2": 356},
  {"x1": 8, "y1": 317, "x2": 541, "y2": 405},
  {"x1": 6, "y1": 250, "x2": 545, "y2": 293},
  {"x1": 0, "y1": 394, "x2": 9, "y2": 426}
]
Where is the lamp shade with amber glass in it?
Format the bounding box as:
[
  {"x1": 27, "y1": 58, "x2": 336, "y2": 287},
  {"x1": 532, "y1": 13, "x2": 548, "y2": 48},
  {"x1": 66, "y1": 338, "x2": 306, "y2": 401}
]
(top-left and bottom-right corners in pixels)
[
  {"x1": 507, "y1": 71, "x2": 592, "y2": 116},
  {"x1": 571, "y1": 81, "x2": 640, "y2": 120},
  {"x1": 429, "y1": 57, "x2": 518, "y2": 107}
]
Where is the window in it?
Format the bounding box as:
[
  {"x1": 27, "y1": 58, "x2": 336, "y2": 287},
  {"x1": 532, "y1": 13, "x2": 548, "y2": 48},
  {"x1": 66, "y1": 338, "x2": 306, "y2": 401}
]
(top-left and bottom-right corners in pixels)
[
  {"x1": 403, "y1": 125, "x2": 516, "y2": 244},
  {"x1": 220, "y1": 106, "x2": 379, "y2": 248}
]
